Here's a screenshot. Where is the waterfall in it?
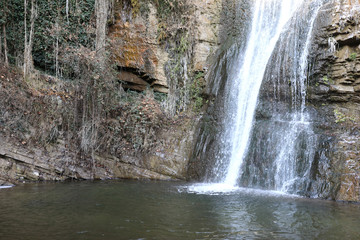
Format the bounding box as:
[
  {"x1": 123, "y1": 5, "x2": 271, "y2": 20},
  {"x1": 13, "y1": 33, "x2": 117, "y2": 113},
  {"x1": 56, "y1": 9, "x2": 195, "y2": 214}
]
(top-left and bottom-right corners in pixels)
[
  {"x1": 272, "y1": 2, "x2": 324, "y2": 192},
  {"x1": 189, "y1": 0, "x2": 328, "y2": 194},
  {"x1": 239, "y1": 0, "x2": 327, "y2": 194},
  {"x1": 223, "y1": 0, "x2": 305, "y2": 187}
]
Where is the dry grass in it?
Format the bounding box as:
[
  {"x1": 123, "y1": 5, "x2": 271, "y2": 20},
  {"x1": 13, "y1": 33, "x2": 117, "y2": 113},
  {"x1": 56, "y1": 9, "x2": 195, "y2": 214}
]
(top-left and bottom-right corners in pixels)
[{"x1": 0, "y1": 62, "x2": 169, "y2": 163}]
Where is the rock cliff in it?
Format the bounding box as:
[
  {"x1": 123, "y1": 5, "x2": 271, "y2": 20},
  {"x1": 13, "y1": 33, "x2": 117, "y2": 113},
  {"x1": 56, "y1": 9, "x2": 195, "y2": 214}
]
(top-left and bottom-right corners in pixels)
[
  {"x1": 306, "y1": 0, "x2": 360, "y2": 202},
  {"x1": 109, "y1": 0, "x2": 222, "y2": 93},
  {"x1": 0, "y1": 0, "x2": 225, "y2": 186},
  {"x1": 0, "y1": 115, "x2": 196, "y2": 184}
]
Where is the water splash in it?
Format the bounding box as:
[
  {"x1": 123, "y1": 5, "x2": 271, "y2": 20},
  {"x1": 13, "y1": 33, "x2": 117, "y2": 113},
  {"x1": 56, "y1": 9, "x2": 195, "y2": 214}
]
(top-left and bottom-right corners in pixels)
[{"x1": 181, "y1": 183, "x2": 299, "y2": 198}]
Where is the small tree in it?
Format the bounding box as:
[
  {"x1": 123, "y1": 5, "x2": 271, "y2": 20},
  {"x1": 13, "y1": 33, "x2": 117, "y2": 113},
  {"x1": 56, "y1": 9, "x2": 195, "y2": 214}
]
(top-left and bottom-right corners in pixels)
[
  {"x1": 0, "y1": 0, "x2": 9, "y2": 66},
  {"x1": 95, "y1": 0, "x2": 109, "y2": 69},
  {"x1": 23, "y1": 0, "x2": 37, "y2": 77}
]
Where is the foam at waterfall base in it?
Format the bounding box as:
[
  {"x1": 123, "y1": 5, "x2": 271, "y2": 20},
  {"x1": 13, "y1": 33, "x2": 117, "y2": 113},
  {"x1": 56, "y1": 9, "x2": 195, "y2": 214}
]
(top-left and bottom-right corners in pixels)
[
  {"x1": 180, "y1": 183, "x2": 300, "y2": 198},
  {"x1": 0, "y1": 186, "x2": 13, "y2": 189},
  {"x1": 185, "y1": 183, "x2": 239, "y2": 195}
]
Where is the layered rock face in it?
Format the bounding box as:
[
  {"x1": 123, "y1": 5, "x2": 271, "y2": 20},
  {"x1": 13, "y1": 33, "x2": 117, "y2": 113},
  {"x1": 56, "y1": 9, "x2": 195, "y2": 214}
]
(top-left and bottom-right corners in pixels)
[
  {"x1": 310, "y1": 1, "x2": 360, "y2": 102},
  {"x1": 109, "y1": 2, "x2": 169, "y2": 93},
  {"x1": 0, "y1": 116, "x2": 196, "y2": 184},
  {"x1": 109, "y1": 0, "x2": 222, "y2": 93},
  {"x1": 307, "y1": 0, "x2": 360, "y2": 202}
]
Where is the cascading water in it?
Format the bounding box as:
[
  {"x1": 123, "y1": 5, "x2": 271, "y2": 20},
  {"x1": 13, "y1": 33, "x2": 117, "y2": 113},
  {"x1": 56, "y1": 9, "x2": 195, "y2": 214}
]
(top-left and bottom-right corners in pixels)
[
  {"x1": 272, "y1": 2, "x2": 324, "y2": 193},
  {"x1": 189, "y1": 0, "x2": 327, "y2": 194},
  {"x1": 239, "y1": 0, "x2": 327, "y2": 195},
  {"x1": 220, "y1": 0, "x2": 311, "y2": 191}
]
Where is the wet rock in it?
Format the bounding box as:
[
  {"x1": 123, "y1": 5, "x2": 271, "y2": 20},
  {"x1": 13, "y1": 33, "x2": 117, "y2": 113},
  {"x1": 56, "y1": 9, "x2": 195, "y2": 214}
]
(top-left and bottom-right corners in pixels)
[
  {"x1": 306, "y1": 0, "x2": 360, "y2": 201},
  {"x1": 0, "y1": 179, "x2": 14, "y2": 187},
  {"x1": 187, "y1": 0, "x2": 252, "y2": 181},
  {"x1": 189, "y1": 0, "x2": 360, "y2": 202}
]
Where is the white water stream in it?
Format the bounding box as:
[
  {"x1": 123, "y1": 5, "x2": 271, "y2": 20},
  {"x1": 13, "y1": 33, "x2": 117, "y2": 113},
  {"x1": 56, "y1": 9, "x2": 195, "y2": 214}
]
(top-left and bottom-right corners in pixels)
[
  {"x1": 273, "y1": 2, "x2": 323, "y2": 192},
  {"x1": 189, "y1": 0, "x2": 326, "y2": 194},
  {"x1": 223, "y1": 0, "x2": 304, "y2": 187}
]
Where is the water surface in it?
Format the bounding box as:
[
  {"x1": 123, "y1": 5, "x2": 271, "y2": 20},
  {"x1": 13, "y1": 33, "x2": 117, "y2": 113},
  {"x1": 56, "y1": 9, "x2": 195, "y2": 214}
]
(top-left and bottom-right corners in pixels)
[{"x1": 0, "y1": 181, "x2": 359, "y2": 240}]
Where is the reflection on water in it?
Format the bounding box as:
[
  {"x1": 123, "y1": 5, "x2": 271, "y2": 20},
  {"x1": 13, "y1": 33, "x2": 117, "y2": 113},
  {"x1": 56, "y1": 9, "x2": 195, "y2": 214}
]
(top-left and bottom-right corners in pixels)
[{"x1": 0, "y1": 181, "x2": 359, "y2": 240}]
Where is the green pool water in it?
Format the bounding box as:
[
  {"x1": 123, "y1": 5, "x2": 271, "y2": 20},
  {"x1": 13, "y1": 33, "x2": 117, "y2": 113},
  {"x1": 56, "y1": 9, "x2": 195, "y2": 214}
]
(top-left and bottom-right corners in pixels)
[{"x1": 0, "y1": 180, "x2": 359, "y2": 240}]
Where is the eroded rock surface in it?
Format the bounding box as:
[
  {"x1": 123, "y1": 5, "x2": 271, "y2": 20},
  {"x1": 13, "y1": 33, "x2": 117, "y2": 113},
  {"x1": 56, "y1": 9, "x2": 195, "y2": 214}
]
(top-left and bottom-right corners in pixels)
[
  {"x1": 0, "y1": 115, "x2": 197, "y2": 184},
  {"x1": 109, "y1": 0, "x2": 223, "y2": 93},
  {"x1": 307, "y1": 1, "x2": 360, "y2": 202}
]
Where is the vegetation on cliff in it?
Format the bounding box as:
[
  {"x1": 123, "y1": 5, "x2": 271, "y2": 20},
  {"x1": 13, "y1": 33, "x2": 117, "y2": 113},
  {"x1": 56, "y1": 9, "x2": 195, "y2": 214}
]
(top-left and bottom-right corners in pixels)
[{"x1": 0, "y1": 0, "x2": 202, "y2": 180}]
